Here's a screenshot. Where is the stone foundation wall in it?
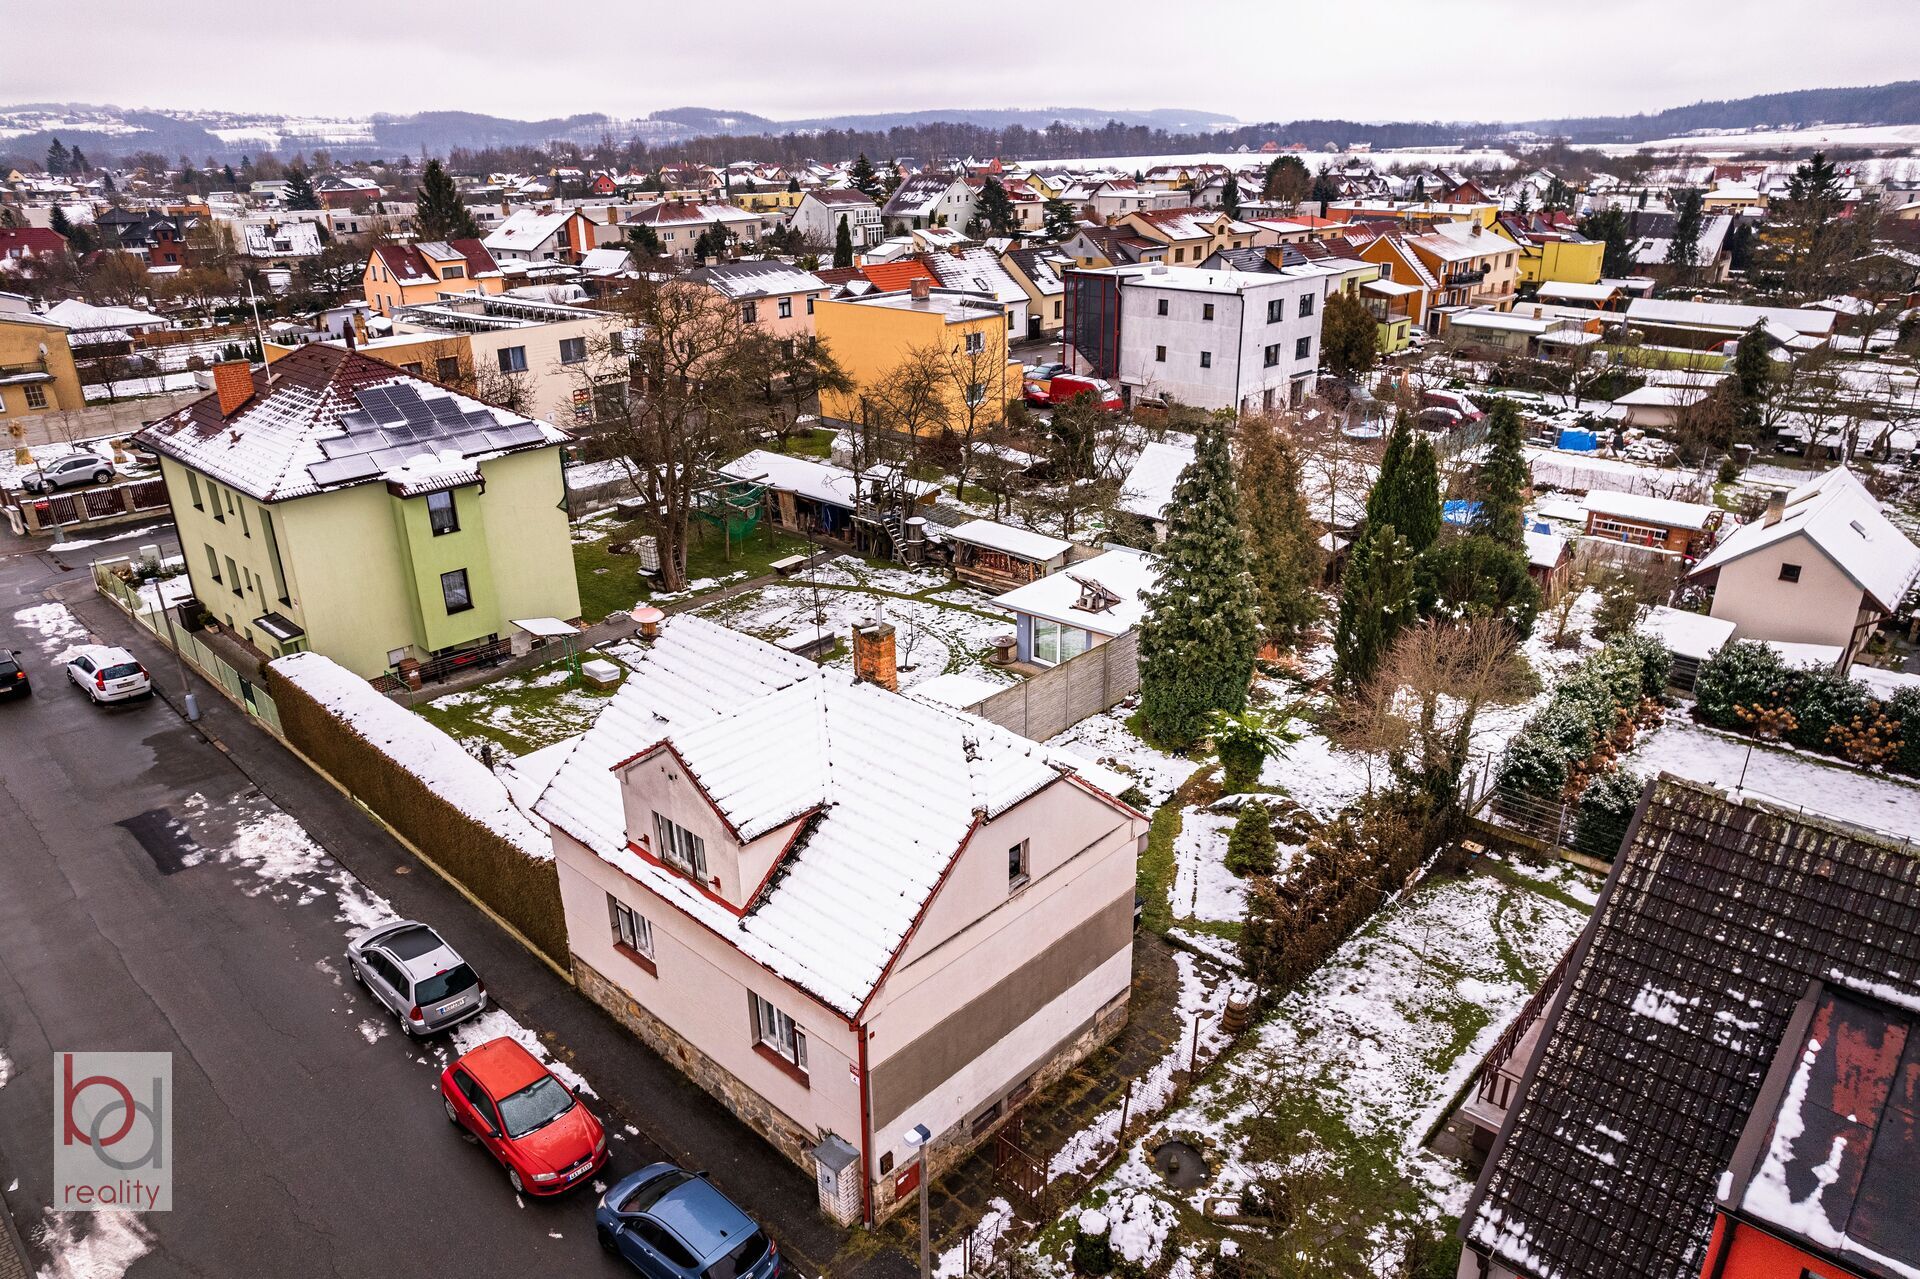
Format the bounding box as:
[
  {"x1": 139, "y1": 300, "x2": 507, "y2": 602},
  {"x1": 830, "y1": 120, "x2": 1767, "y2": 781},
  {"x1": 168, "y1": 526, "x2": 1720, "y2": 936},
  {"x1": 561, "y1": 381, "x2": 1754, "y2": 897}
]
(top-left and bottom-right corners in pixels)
[{"x1": 573, "y1": 956, "x2": 820, "y2": 1173}]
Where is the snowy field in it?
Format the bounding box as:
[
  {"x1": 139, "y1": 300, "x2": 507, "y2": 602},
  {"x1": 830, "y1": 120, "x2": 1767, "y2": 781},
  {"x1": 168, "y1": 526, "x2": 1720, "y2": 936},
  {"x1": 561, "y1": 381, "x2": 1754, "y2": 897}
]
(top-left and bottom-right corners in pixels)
[
  {"x1": 1622, "y1": 717, "x2": 1920, "y2": 840},
  {"x1": 1027, "y1": 862, "x2": 1593, "y2": 1275},
  {"x1": 1027, "y1": 146, "x2": 1519, "y2": 173},
  {"x1": 1047, "y1": 706, "x2": 1201, "y2": 807},
  {"x1": 694, "y1": 581, "x2": 1017, "y2": 691},
  {"x1": 1593, "y1": 125, "x2": 1920, "y2": 158}
]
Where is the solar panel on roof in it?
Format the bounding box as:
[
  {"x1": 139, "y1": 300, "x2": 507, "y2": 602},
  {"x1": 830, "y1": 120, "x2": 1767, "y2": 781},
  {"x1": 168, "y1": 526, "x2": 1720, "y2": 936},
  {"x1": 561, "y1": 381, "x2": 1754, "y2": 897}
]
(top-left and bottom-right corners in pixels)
[{"x1": 306, "y1": 454, "x2": 382, "y2": 486}]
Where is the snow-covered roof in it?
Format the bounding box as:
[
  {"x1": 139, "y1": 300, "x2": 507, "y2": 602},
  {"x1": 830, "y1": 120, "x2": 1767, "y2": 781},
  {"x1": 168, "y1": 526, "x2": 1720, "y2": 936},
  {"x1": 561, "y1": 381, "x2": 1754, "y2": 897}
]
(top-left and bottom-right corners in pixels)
[
  {"x1": 1691, "y1": 468, "x2": 1920, "y2": 612},
  {"x1": 689, "y1": 260, "x2": 826, "y2": 300},
  {"x1": 531, "y1": 615, "x2": 1127, "y2": 1015},
  {"x1": 905, "y1": 672, "x2": 1008, "y2": 710},
  {"x1": 43, "y1": 298, "x2": 165, "y2": 332},
  {"x1": 1583, "y1": 489, "x2": 1718, "y2": 530},
  {"x1": 945, "y1": 518, "x2": 1073, "y2": 563},
  {"x1": 989, "y1": 546, "x2": 1159, "y2": 637},
  {"x1": 1536, "y1": 280, "x2": 1618, "y2": 303},
  {"x1": 1624, "y1": 296, "x2": 1836, "y2": 337},
  {"x1": 719, "y1": 448, "x2": 938, "y2": 511},
  {"x1": 134, "y1": 344, "x2": 566, "y2": 503},
  {"x1": 1522, "y1": 527, "x2": 1566, "y2": 570},
  {"x1": 919, "y1": 248, "x2": 1026, "y2": 307},
  {"x1": 1118, "y1": 436, "x2": 1194, "y2": 521},
  {"x1": 484, "y1": 208, "x2": 576, "y2": 253},
  {"x1": 1637, "y1": 604, "x2": 1736, "y2": 661},
  {"x1": 1613, "y1": 384, "x2": 1711, "y2": 409}
]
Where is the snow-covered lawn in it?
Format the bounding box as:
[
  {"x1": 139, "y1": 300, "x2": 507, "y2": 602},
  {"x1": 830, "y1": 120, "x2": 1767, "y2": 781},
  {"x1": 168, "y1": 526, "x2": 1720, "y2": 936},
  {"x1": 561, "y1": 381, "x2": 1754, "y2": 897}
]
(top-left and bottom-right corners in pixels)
[
  {"x1": 1047, "y1": 707, "x2": 1199, "y2": 807},
  {"x1": 417, "y1": 656, "x2": 625, "y2": 758},
  {"x1": 695, "y1": 582, "x2": 1017, "y2": 691},
  {"x1": 1171, "y1": 811, "x2": 1250, "y2": 924},
  {"x1": 801, "y1": 554, "x2": 952, "y2": 596},
  {"x1": 1029, "y1": 862, "x2": 1595, "y2": 1274},
  {"x1": 1622, "y1": 717, "x2": 1920, "y2": 839}
]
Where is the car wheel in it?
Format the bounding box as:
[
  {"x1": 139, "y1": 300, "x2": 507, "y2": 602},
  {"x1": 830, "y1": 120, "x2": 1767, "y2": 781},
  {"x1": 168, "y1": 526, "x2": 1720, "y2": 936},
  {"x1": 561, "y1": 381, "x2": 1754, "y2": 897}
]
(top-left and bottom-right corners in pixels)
[
  {"x1": 444, "y1": 1097, "x2": 460, "y2": 1125},
  {"x1": 348, "y1": 958, "x2": 364, "y2": 985},
  {"x1": 597, "y1": 1225, "x2": 617, "y2": 1254},
  {"x1": 92, "y1": 471, "x2": 110, "y2": 485},
  {"x1": 507, "y1": 1168, "x2": 525, "y2": 1196}
]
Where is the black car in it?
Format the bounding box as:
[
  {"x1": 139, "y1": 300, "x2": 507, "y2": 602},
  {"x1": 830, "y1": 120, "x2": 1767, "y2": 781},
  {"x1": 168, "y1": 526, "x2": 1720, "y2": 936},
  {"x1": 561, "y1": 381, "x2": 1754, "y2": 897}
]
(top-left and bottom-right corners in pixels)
[{"x1": 0, "y1": 649, "x2": 29, "y2": 698}]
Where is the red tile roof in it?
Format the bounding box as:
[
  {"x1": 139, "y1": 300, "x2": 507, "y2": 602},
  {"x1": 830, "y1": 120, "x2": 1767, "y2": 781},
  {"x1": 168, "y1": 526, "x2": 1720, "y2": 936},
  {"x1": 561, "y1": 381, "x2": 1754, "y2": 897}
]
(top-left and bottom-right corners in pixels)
[
  {"x1": 859, "y1": 260, "x2": 938, "y2": 292},
  {"x1": 0, "y1": 227, "x2": 67, "y2": 257}
]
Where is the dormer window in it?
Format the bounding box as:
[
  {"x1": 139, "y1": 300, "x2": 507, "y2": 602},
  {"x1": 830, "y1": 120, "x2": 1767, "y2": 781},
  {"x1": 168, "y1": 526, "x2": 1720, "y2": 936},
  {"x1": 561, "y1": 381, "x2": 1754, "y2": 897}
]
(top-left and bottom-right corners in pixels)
[{"x1": 653, "y1": 812, "x2": 708, "y2": 878}]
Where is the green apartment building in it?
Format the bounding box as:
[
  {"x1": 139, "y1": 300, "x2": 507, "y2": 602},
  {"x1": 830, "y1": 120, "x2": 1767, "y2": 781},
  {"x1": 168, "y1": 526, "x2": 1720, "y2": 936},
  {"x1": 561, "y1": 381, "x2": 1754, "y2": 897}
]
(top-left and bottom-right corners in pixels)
[{"x1": 136, "y1": 346, "x2": 581, "y2": 680}]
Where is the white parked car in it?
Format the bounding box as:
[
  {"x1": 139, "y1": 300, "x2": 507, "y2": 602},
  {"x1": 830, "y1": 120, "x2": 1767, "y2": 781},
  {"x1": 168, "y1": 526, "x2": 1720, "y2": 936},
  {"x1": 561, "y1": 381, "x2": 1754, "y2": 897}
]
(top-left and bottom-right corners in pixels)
[
  {"x1": 64, "y1": 644, "x2": 152, "y2": 703},
  {"x1": 21, "y1": 454, "x2": 115, "y2": 493}
]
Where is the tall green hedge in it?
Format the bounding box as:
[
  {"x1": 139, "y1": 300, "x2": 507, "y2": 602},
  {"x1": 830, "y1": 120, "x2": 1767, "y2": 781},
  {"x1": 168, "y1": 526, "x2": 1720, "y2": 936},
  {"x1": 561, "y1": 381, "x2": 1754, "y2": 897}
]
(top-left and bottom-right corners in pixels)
[
  {"x1": 1694, "y1": 640, "x2": 1920, "y2": 775},
  {"x1": 1496, "y1": 635, "x2": 1670, "y2": 802},
  {"x1": 266, "y1": 670, "x2": 570, "y2": 966}
]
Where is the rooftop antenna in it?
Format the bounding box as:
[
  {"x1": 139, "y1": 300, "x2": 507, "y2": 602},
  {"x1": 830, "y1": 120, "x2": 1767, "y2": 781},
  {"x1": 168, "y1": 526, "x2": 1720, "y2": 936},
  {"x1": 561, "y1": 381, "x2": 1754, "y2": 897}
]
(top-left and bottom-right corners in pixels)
[{"x1": 243, "y1": 280, "x2": 274, "y2": 386}]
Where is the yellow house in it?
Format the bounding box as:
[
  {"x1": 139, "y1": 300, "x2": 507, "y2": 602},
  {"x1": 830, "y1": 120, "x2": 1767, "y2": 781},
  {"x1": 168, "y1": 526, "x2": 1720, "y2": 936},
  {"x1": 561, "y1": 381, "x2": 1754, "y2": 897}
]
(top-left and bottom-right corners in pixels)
[
  {"x1": 362, "y1": 239, "x2": 505, "y2": 316},
  {"x1": 1117, "y1": 208, "x2": 1257, "y2": 265},
  {"x1": 268, "y1": 331, "x2": 474, "y2": 388},
  {"x1": 1492, "y1": 219, "x2": 1605, "y2": 286},
  {"x1": 814, "y1": 281, "x2": 1020, "y2": 432},
  {"x1": 730, "y1": 186, "x2": 804, "y2": 214},
  {"x1": 134, "y1": 345, "x2": 579, "y2": 679},
  {"x1": 0, "y1": 312, "x2": 85, "y2": 426}
]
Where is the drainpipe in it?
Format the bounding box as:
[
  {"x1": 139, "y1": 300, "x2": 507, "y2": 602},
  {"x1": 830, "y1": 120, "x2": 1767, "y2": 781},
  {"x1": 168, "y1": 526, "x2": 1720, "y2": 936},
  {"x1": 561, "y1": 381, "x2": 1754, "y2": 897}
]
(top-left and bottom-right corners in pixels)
[
  {"x1": 856, "y1": 1023, "x2": 875, "y2": 1227},
  {"x1": 1703, "y1": 1217, "x2": 1737, "y2": 1279}
]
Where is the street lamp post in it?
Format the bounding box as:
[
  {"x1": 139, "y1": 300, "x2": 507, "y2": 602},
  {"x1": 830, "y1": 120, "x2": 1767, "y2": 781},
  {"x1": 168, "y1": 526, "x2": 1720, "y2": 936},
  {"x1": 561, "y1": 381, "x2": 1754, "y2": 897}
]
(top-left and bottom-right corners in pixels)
[{"x1": 902, "y1": 1123, "x2": 932, "y2": 1279}]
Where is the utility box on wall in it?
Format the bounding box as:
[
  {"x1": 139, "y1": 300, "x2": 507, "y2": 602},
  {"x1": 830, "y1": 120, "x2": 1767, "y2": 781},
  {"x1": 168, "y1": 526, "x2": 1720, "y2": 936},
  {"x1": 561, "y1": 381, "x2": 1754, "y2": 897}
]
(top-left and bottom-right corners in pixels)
[{"x1": 812, "y1": 1133, "x2": 862, "y2": 1226}]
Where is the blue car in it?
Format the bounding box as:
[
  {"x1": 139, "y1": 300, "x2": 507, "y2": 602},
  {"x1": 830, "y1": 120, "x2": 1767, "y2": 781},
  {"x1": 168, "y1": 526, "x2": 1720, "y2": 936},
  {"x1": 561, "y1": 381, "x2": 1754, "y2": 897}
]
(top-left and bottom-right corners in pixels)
[{"x1": 596, "y1": 1163, "x2": 786, "y2": 1279}]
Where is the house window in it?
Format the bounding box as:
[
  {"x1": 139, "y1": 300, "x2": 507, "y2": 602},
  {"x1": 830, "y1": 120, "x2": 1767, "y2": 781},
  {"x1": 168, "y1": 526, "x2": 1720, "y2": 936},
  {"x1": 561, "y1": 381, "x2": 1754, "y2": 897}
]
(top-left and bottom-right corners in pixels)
[
  {"x1": 607, "y1": 895, "x2": 655, "y2": 965},
  {"x1": 1377, "y1": 262, "x2": 1392, "y2": 280},
  {"x1": 496, "y1": 346, "x2": 527, "y2": 373},
  {"x1": 1779, "y1": 562, "x2": 1802, "y2": 583},
  {"x1": 1031, "y1": 619, "x2": 1088, "y2": 667},
  {"x1": 208, "y1": 481, "x2": 225, "y2": 522},
  {"x1": 237, "y1": 501, "x2": 250, "y2": 537},
  {"x1": 205, "y1": 544, "x2": 221, "y2": 583},
  {"x1": 964, "y1": 332, "x2": 985, "y2": 355},
  {"x1": 440, "y1": 568, "x2": 473, "y2": 613},
  {"x1": 1155, "y1": 345, "x2": 1166, "y2": 363},
  {"x1": 441, "y1": 263, "x2": 464, "y2": 280},
  {"x1": 1202, "y1": 302, "x2": 1215, "y2": 321},
  {"x1": 187, "y1": 472, "x2": 204, "y2": 510},
  {"x1": 1199, "y1": 350, "x2": 1212, "y2": 369},
  {"x1": 749, "y1": 992, "x2": 808, "y2": 1076},
  {"x1": 1295, "y1": 336, "x2": 1312, "y2": 361},
  {"x1": 24, "y1": 384, "x2": 47, "y2": 410},
  {"x1": 261, "y1": 508, "x2": 289, "y2": 604},
  {"x1": 436, "y1": 356, "x2": 461, "y2": 382},
  {"x1": 806, "y1": 297, "x2": 815, "y2": 315},
  {"x1": 1009, "y1": 840, "x2": 1030, "y2": 890},
  {"x1": 558, "y1": 336, "x2": 587, "y2": 364},
  {"x1": 652, "y1": 812, "x2": 708, "y2": 879},
  {"x1": 742, "y1": 301, "x2": 758, "y2": 324},
  {"x1": 426, "y1": 489, "x2": 459, "y2": 536},
  {"x1": 1266, "y1": 298, "x2": 1282, "y2": 323},
  {"x1": 965, "y1": 382, "x2": 986, "y2": 406},
  {"x1": 777, "y1": 297, "x2": 793, "y2": 319},
  {"x1": 1299, "y1": 293, "x2": 1315, "y2": 318},
  {"x1": 1156, "y1": 298, "x2": 1168, "y2": 316},
  {"x1": 1264, "y1": 343, "x2": 1280, "y2": 367},
  {"x1": 225, "y1": 556, "x2": 241, "y2": 597}
]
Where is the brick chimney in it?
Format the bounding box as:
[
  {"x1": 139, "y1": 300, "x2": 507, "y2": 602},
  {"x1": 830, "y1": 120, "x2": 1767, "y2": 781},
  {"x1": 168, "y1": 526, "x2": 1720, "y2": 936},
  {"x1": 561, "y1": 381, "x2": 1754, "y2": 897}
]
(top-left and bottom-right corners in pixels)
[
  {"x1": 212, "y1": 360, "x2": 254, "y2": 418},
  {"x1": 851, "y1": 619, "x2": 898, "y2": 692},
  {"x1": 909, "y1": 276, "x2": 932, "y2": 301}
]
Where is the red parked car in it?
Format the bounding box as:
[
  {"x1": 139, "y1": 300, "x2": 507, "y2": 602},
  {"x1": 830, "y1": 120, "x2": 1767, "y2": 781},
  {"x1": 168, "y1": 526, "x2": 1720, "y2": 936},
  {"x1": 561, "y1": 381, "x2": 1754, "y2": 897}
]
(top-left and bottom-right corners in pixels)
[
  {"x1": 1025, "y1": 372, "x2": 1123, "y2": 411},
  {"x1": 440, "y1": 1037, "x2": 606, "y2": 1196}
]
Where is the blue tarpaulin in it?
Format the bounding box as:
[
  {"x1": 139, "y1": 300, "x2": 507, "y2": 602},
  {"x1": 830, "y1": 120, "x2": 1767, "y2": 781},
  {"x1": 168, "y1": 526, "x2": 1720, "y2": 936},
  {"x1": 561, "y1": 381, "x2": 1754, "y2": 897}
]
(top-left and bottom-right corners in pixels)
[
  {"x1": 1442, "y1": 499, "x2": 1484, "y2": 526},
  {"x1": 1557, "y1": 428, "x2": 1599, "y2": 452}
]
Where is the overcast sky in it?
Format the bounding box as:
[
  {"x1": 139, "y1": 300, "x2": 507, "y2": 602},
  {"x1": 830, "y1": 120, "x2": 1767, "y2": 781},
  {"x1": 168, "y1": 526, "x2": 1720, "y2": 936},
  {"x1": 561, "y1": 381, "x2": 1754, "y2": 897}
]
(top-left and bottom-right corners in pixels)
[{"x1": 15, "y1": 0, "x2": 1919, "y2": 125}]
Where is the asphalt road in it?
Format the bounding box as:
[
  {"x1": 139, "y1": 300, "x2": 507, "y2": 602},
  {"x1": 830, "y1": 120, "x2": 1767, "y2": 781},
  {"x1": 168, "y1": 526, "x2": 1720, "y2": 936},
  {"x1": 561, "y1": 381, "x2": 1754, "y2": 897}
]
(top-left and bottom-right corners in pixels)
[{"x1": 0, "y1": 524, "x2": 909, "y2": 1279}]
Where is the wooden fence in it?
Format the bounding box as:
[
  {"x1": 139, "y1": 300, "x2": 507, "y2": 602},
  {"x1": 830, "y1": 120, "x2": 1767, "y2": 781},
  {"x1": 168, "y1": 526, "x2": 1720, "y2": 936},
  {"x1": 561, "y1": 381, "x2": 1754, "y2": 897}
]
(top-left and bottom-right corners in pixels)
[{"x1": 962, "y1": 631, "x2": 1139, "y2": 742}]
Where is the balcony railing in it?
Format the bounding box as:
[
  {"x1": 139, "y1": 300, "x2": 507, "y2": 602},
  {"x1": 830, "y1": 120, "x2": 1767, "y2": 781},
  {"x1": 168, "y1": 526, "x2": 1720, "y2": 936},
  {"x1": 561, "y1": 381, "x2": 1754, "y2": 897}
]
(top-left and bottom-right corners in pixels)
[{"x1": 1443, "y1": 265, "x2": 1489, "y2": 288}]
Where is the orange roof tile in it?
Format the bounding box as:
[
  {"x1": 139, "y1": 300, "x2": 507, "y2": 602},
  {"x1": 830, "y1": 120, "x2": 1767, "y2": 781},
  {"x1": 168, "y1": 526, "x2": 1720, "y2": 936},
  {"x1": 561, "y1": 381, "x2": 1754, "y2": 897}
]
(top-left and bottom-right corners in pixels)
[{"x1": 859, "y1": 260, "x2": 938, "y2": 292}]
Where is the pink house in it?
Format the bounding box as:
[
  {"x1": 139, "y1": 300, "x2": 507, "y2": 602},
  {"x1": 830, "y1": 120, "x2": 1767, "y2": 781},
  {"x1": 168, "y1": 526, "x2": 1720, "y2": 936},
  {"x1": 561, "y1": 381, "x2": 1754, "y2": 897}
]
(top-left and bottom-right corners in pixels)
[
  {"x1": 687, "y1": 260, "x2": 829, "y2": 343},
  {"x1": 529, "y1": 616, "x2": 1147, "y2": 1225}
]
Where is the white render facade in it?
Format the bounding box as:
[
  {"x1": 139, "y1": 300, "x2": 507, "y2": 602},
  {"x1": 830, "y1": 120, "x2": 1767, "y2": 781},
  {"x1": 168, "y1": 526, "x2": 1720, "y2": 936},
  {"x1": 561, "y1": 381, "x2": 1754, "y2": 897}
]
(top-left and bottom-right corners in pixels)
[
  {"x1": 534, "y1": 618, "x2": 1147, "y2": 1226},
  {"x1": 792, "y1": 191, "x2": 884, "y2": 248},
  {"x1": 1113, "y1": 264, "x2": 1329, "y2": 413}
]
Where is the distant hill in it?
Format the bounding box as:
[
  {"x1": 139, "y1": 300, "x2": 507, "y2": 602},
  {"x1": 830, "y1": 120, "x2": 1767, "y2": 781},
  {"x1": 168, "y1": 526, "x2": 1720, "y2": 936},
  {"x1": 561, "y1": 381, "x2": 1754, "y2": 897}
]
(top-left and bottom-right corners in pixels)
[{"x1": 3, "y1": 83, "x2": 1919, "y2": 166}]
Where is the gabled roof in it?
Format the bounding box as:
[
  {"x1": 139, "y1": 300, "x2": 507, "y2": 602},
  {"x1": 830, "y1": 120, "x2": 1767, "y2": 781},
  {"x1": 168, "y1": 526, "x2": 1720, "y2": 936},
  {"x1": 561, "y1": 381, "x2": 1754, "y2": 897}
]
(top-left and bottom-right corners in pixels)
[
  {"x1": 882, "y1": 173, "x2": 961, "y2": 218},
  {"x1": 133, "y1": 344, "x2": 566, "y2": 503},
  {"x1": 532, "y1": 615, "x2": 1130, "y2": 1015},
  {"x1": 802, "y1": 187, "x2": 879, "y2": 208},
  {"x1": 1625, "y1": 296, "x2": 1835, "y2": 337},
  {"x1": 858, "y1": 259, "x2": 938, "y2": 293},
  {"x1": 1464, "y1": 777, "x2": 1920, "y2": 1279},
  {"x1": 370, "y1": 238, "x2": 499, "y2": 286},
  {"x1": 687, "y1": 260, "x2": 826, "y2": 301},
  {"x1": 1002, "y1": 246, "x2": 1066, "y2": 296},
  {"x1": 483, "y1": 208, "x2": 581, "y2": 252},
  {"x1": 917, "y1": 248, "x2": 1025, "y2": 306},
  {"x1": 1690, "y1": 468, "x2": 1920, "y2": 611},
  {"x1": 1119, "y1": 436, "x2": 1195, "y2": 521}
]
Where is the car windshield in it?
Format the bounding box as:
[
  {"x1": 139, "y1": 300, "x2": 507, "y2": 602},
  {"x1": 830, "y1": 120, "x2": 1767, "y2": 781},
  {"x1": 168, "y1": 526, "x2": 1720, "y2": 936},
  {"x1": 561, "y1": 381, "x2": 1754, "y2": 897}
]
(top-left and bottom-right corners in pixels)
[
  {"x1": 496, "y1": 1074, "x2": 573, "y2": 1139},
  {"x1": 100, "y1": 663, "x2": 143, "y2": 680},
  {"x1": 619, "y1": 1170, "x2": 693, "y2": 1213},
  {"x1": 415, "y1": 963, "x2": 477, "y2": 1004},
  {"x1": 704, "y1": 1230, "x2": 769, "y2": 1279}
]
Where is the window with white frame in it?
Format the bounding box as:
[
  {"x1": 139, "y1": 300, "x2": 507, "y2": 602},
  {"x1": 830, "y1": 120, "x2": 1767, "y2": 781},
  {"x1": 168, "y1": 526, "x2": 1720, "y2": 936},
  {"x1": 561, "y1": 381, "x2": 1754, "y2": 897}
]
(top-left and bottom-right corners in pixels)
[
  {"x1": 965, "y1": 381, "x2": 985, "y2": 406},
  {"x1": 607, "y1": 895, "x2": 655, "y2": 959},
  {"x1": 497, "y1": 345, "x2": 528, "y2": 373},
  {"x1": 1030, "y1": 618, "x2": 1088, "y2": 667},
  {"x1": 559, "y1": 336, "x2": 587, "y2": 364},
  {"x1": 652, "y1": 812, "x2": 708, "y2": 878},
  {"x1": 1298, "y1": 292, "x2": 1315, "y2": 318},
  {"x1": 750, "y1": 992, "x2": 807, "y2": 1073},
  {"x1": 777, "y1": 297, "x2": 793, "y2": 319},
  {"x1": 964, "y1": 332, "x2": 985, "y2": 354}
]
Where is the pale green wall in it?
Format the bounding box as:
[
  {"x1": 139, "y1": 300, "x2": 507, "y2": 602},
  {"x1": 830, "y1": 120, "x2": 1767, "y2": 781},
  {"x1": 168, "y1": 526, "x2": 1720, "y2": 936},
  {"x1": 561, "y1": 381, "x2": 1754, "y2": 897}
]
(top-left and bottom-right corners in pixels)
[{"x1": 157, "y1": 444, "x2": 578, "y2": 680}]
